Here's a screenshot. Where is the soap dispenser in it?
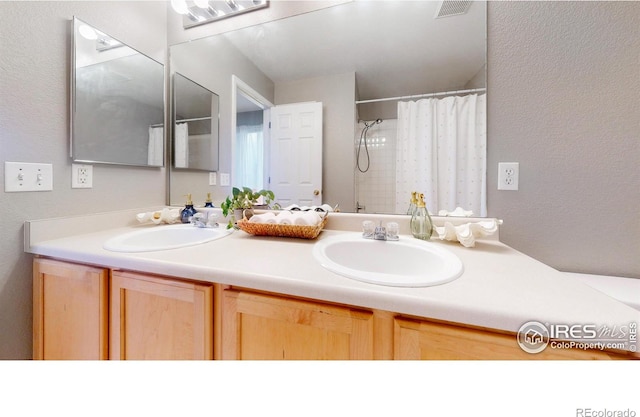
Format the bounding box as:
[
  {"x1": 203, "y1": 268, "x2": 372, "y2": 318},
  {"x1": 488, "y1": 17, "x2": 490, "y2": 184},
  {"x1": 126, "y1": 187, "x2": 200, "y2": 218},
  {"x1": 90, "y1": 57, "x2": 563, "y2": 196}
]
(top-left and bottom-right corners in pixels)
[
  {"x1": 410, "y1": 193, "x2": 433, "y2": 240},
  {"x1": 407, "y1": 191, "x2": 418, "y2": 215},
  {"x1": 204, "y1": 193, "x2": 214, "y2": 208},
  {"x1": 181, "y1": 193, "x2": 198, "y2": 224}
]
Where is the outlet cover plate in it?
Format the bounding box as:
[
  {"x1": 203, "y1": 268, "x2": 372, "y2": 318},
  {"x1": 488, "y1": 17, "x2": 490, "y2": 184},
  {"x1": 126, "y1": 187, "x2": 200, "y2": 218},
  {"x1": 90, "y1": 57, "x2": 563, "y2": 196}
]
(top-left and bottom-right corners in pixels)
[
  {"x1": 498, "y1": 162, "x2": 519, "y2": 191},
  {"x1": 72, "y1": 164, "x2": 93, "y2": 188}
]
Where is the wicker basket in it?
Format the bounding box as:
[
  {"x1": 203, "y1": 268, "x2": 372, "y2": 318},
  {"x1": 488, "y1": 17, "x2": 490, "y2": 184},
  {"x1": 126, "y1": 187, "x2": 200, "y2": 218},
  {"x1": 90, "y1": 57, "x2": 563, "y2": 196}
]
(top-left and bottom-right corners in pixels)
[{"x1": 237, "y1": 214, "x2": 328, "y2": 239}]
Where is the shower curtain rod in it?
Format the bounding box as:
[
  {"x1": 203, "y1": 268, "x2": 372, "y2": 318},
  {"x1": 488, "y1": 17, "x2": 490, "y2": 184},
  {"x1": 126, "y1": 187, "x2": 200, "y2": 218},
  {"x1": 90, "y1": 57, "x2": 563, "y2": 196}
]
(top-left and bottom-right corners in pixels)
[
  {"x1": 176, "y1": 116, "x2": 212, "y2": 123},
  {"x1": 355, "y1": 87, "x2": 486, "y2": 105},
  {"x1": 149, "y1": 116, "x2": 213, "y2": 128}
]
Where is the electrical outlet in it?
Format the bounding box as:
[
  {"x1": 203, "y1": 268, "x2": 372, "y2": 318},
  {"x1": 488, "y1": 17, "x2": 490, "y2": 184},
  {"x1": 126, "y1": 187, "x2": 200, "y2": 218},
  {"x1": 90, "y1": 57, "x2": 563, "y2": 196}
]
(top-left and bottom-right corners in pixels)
[
  {"x1": 498, "y1": 162, "x2": 519, "y2": 190},
  {"x1": 209, "y1": 172, "x2": 217, "y2": 186},
  {"x1": 219, "y1": 173, "x2": 230, "y2": 186},
  {"x1": 72, "y1": 164, "x2": 93, "y2": 188}
]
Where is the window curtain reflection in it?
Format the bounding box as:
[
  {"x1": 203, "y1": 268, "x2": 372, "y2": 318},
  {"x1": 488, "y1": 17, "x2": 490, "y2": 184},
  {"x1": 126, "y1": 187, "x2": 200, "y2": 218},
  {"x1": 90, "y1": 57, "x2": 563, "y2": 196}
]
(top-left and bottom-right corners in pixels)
[
  {"x1": 395, "y1": 94, "x2": 486, "y2": 216},
  {"x1": 235, "y1": 124, "x2": 264, "y2": 190}
]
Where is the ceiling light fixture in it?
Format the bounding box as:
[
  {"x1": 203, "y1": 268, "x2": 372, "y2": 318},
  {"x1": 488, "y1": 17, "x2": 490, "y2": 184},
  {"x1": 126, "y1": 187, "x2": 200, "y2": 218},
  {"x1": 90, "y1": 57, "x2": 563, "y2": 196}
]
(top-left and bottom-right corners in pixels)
[
  {"x1": 194, "y1": 0, "x2": 220, "y2": 17},
  {"x1": 171, "y1": 0, "x2": 205, "y2": 22},
  {"x1": 173, "y1": 0, "x2": 269, "y2": 29}
]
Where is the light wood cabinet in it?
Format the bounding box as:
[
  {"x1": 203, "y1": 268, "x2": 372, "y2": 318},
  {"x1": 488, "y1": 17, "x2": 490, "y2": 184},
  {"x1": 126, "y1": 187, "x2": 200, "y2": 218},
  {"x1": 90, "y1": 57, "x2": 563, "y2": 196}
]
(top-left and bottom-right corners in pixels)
[
  {"x1": 33, "y1": 258, "x2": 108, "y2": 360},
  {"x1": 34, "y1": 258, "x2": 634, "y2": 360},
  {"x1": 222, "y1": 289, "x2": 374, "y2": 359},
  {"x1": 393, "y1": 317, "x2": 622, "y2": 360},
  {"x1": 110, "y1": 271, "x2": 213, "y2": 360}
]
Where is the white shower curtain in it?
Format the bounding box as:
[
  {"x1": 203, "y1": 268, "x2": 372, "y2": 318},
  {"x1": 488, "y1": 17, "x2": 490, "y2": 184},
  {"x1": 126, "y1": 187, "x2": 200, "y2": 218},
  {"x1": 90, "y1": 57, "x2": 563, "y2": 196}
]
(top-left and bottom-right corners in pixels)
[
  {"x1": 147, "y1": 126, "x2": 164, "y2": 166},
  {"x1": 395, "y1": 94, "x2": 486, "y2": 216},
  {"x1": 174, "y1": 122, "x2": 189, "y2": 168}
]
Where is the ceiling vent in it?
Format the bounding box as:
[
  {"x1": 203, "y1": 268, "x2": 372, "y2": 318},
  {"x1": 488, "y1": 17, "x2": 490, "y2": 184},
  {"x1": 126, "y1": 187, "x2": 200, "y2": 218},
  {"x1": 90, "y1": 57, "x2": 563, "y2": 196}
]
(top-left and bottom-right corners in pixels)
[{"x1": 434, "y1": 0, "x2": 473, "y2": 19}]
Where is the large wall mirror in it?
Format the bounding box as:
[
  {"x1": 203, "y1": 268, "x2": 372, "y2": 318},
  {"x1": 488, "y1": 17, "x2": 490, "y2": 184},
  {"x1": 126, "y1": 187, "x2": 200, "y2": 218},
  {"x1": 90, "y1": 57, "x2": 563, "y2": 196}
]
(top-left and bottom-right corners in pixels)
[
  {"x1": 169, "y1": 0, "x2": 486, "y2": 214},
  {"x1": 71, "y1": 17, "x2": 165, "y2": 167},
  {"x1": 173, "y1": 72, "x2": 220, "y2": 171}
]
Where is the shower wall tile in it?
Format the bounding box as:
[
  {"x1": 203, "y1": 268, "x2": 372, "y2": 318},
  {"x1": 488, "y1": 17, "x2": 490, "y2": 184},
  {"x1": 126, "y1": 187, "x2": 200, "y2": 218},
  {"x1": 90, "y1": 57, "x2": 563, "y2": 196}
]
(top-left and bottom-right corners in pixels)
[{"x1": 355, "y1": 120, "x2": 398, "y2": 214}]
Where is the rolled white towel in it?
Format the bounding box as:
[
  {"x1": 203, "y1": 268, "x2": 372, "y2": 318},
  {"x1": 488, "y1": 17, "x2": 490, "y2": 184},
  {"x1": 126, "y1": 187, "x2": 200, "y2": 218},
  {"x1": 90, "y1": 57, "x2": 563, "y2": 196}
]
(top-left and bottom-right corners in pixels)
[
  {"x1": 249, "y1": 212, "x2": 277, "y2": 224},
  {"x1": 136, "y1": 212, "x2": 152, "y2": 223},
  {"x1": 276, "y1": 210, "x2": 294, "y2": 225},
  {"x1": 293, "y1": 211, "x2": 321, "y2": 226},
  {"x1": 163, "y1": 208, "x2": 181, "y2": 224}
]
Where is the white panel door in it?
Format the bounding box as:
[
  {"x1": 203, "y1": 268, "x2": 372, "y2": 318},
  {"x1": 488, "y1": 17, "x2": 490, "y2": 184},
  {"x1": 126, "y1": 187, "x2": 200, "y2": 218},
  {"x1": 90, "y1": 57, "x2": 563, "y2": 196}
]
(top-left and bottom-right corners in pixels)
[{"x1": 269, "y1": 102, "x2": 323, "y2": 207}]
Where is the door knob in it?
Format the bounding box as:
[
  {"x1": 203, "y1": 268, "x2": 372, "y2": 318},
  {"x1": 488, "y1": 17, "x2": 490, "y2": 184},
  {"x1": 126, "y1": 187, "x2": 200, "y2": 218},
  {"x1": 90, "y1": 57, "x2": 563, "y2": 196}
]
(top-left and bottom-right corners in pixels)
[{"x1": 314, "y1": 189, "x2": 320, "y2": 196}]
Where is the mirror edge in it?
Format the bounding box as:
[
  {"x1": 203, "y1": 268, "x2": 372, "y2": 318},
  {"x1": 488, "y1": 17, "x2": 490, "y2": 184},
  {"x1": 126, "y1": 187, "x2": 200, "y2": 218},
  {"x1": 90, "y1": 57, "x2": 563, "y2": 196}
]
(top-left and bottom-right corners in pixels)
[{"x1": 70, "y1": 16, "x2": 167, "y2": 168}]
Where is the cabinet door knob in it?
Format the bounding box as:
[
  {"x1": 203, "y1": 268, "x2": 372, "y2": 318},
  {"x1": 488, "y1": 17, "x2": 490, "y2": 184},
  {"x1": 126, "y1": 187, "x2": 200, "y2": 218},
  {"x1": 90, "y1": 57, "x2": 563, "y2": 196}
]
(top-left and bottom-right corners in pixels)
[{"x1": 314, "y1": 189, "x2": 320, "y2": 196}]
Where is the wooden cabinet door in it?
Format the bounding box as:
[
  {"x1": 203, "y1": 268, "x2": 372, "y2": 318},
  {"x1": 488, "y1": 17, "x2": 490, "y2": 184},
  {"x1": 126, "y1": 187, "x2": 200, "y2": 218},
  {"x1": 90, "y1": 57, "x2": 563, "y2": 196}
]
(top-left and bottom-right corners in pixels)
[
  {"x1": 394, "y1": 317, "x2": 618, "y2": 360},
  {"x1": 222, "y1": 289, "x2": 374, "y2": 360},
  {"x1": 110, "y1": 271, "x2": 213, "y2": 360},
  {"x1": 33, "y1": 258, "x2": 108, "y2": 360}
]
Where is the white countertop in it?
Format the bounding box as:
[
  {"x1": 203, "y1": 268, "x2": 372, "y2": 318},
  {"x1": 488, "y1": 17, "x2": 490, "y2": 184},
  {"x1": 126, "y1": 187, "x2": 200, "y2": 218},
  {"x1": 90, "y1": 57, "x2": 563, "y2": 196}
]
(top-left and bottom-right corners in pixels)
[{"x1": 25, "y1": 208, "x2": 640, "y2": 353}]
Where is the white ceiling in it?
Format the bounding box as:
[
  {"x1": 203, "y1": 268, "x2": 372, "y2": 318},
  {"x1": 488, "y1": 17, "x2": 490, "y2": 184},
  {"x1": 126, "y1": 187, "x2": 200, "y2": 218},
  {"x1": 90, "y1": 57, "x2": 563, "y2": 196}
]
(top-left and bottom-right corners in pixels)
[{"x1": 225, "y1": 0, "x2": 486, "y2": 109}]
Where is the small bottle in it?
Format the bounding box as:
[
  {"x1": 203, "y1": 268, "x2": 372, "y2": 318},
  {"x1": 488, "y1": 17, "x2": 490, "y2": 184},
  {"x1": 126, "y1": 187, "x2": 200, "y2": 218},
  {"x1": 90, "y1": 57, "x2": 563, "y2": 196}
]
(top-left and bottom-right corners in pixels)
[
  {"x1": 410, "y1": 193, "x2": 433, "y2": 240},
  {"x1": 181, "y1": 193, "x2": 198, "y2": 224},
  {"x1": 407, "y1": 191, "x2": 417, "y2": 215},
  {"x1": 204, "y1": 193, "x2": 214, "y2": 208}
]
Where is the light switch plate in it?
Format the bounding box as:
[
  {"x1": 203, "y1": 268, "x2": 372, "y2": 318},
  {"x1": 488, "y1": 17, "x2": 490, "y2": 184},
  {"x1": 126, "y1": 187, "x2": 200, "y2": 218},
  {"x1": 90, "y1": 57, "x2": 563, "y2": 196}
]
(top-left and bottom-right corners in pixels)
[
  {"x1": 219, "y1": 173, "x2": 230, "y2": 186},
  {"x1": 5, "y1": 162, "x2": 53, "y2": 192},
  {"x1": 209, "y1": 172, "x2": 217, "y2": 186}
]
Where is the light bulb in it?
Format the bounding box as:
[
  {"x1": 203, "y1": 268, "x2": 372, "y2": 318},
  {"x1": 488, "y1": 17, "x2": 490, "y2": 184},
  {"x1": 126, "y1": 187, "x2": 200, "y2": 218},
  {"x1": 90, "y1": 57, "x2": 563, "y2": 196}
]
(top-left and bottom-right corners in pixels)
[
  {"x1": 171, "y1": 0, "x2": 189, "y2": 14},
  {"x1": 194, "y1": 0, "x2": 209, "y2": 8},
  {"x1": 78, "y1": 25, "x2": 97, "y2": 40}
]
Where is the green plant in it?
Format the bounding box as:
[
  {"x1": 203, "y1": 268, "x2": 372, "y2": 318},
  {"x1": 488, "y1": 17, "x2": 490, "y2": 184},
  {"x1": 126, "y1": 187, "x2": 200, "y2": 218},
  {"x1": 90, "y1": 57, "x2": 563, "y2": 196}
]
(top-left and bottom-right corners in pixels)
[{"x1": 220, "y1": 187, "x2": 276, "y2": 228}]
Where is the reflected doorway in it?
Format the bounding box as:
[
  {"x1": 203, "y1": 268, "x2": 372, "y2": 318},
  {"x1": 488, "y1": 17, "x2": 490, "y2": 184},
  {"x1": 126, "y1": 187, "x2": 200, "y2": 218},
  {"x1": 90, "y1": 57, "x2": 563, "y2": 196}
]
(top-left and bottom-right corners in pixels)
[{"x1": 231, "y1": 76, "x2": 272, "y2": 191}]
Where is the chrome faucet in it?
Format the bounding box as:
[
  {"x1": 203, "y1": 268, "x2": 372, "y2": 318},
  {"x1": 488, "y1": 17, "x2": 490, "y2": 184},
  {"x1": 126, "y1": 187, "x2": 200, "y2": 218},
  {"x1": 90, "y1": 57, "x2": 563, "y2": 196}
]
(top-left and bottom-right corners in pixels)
[
  {"x1": 190, "y1": 212, "x2": 219, "y2": 228},
  {"x1": 362, "y1": 221, "x2": 399, "y2": 241},
  {"x1": 374, "y1": 222, "x2": 387, "y2": 240}
]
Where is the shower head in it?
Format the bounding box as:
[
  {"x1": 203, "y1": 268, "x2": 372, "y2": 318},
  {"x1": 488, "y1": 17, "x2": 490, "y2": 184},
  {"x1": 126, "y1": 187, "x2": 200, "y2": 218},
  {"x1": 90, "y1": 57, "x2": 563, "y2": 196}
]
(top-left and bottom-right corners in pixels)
[{"x1": 360, "y1": 118, "x2": 383, "y2": 128}]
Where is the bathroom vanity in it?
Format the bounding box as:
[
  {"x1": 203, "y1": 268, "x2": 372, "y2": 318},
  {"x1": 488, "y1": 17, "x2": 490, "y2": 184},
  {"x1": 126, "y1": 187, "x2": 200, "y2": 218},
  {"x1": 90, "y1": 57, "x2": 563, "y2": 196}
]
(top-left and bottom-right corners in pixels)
[{"x1": 26, "y1": 209, "x2": 640, "y2": 360}]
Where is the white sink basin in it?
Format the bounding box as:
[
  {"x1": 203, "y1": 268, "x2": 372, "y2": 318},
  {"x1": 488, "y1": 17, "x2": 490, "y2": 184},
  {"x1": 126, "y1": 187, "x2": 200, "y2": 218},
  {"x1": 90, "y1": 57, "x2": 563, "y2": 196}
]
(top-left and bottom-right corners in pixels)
[
  {"x1": 103, "y1": 224, "x2": 233, "y2": 252},
  {"x1": 313, "y1": 233, "x2": 463, "y2": 287}
]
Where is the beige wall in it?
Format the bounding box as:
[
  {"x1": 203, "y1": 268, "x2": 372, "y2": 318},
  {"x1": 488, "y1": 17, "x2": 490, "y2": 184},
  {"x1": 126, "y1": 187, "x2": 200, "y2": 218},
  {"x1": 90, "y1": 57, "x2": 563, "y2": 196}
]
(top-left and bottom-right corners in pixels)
[
  {"x1": 0, "y1": 1, "x2": 168, "y2": 359},
  {"x1": 487, "y1": 1, "x2": 640, "y2": 278}
]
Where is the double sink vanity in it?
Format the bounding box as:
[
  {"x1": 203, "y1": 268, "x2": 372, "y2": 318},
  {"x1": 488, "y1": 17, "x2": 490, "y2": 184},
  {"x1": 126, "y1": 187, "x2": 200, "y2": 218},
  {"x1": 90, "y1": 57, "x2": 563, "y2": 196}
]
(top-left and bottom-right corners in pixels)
[{"x1": 26, "y1": 208, "x2": 639, "y2": 360}]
